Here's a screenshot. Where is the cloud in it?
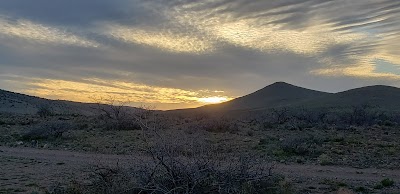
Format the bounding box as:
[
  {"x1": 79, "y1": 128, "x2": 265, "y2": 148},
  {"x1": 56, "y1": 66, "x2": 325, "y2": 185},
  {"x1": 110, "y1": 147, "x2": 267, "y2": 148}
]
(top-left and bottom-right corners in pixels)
[
  {"x1": 0, "y1": 16, "x2": 99, "y2": 47},
  {"x1": 3, "y1": 76, "x2": 233, "y2": 109},
  {"x1": 154, "y1": 0, "x2": 400, "y2": 77},
  {"x1": 162, "y1": 2, "x2": 365, "y2": 55},
  {"x1": 105, "y1": 24, "x2": 215, "y2": 54},
  {"x1": 1, "y1": 0, "x2": 400, "y2": 109}
]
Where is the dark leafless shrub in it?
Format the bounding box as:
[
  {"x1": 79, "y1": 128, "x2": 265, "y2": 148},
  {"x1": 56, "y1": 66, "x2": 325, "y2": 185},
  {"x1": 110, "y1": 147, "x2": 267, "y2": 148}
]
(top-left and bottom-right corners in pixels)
[
  {"x1": 292, "y1": 107, "x2": 328, "y2": 125},
  {"x1": 22, "y1": 120, "x2": 74, "y2": 140},
  {"x1": 280, "y1": 134, "x2": 325, "y2": 157},
  {"x1": 91, "y1": 97, "x2": 141, "y2": 131},
  {"x1": 199, "y1": 118, "x2": 239, "y2": 133},
  {"x1": 52, "y1": 154, "x2": 291, "y2": 194},
  {"x1": 348, "y1": 104, "x2": 375, "y2": 125},
  {"x1": 133, "y1": 156, "x2": 288, "y2": 194}
]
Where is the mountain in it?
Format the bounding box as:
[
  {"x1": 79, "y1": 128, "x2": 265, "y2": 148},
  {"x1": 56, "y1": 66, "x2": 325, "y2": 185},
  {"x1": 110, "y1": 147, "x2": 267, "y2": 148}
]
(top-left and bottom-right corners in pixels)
[
  {"x1": 198, "y1": 82, "x2": 400, "y2": 112},
  {"x1": 305, "y1": 85, "x2": 400, "y2": 110},
  {"x1": 201, "y1": 82, "x2": 331, "y2": 111},
  {"x1": 3, "y1": 82, "x2": 400, "y2": 115}
]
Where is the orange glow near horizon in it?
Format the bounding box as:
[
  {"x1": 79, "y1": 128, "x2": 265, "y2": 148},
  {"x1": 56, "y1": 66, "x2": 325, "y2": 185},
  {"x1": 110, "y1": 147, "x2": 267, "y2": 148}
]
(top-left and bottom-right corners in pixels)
[
  {"x1": 10, "y1": 77, "x2": 233, "y2": 110},
  {"x1": 198, "y1": 97, "x2": 230, "y2": 104}
]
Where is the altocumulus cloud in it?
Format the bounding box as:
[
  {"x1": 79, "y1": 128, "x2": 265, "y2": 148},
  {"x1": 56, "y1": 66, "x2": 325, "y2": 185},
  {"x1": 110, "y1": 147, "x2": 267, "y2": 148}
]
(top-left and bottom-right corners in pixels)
[
  {"x1": 0, "y1": 16, "x2": 99, "y2": 47},
  {"x1": 0, "y1": 0, "x2": 400, "y2": 109}
]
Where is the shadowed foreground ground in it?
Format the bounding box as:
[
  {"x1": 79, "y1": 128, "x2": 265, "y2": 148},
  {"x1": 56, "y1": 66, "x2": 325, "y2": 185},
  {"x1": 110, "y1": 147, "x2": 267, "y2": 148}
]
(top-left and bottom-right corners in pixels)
[{"x1": 1, "y1": 146, "x2": 399, "y2": 194}]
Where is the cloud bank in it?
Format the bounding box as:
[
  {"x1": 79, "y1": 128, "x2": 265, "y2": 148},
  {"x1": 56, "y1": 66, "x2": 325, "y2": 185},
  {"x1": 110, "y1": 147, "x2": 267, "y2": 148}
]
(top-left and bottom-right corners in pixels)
[{"x1": 0, "y1": 0, "x2": 399, "y2": 109}]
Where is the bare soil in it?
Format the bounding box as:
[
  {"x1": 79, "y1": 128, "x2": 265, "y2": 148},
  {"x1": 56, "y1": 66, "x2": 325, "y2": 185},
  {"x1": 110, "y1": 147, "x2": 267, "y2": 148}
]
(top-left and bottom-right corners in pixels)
[{"x1": 1, "y1": 146, "x2": 399, "y2": 194}]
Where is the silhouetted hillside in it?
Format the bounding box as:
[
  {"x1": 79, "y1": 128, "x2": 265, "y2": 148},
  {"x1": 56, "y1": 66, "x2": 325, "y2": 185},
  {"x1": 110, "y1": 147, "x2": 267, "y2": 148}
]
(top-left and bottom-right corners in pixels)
[
  {"x1": 202, "y1": 82, "x2": 330, "y2": 111},
  {"x1": 3, "y1": 82, "x2": 400, "y2": 115},
  {"x1": 305, "y1": 85, "x2": 400, "y2": 110},
  {"x1": 0, "y1": 89, "x2": 138, "y2": 115}
]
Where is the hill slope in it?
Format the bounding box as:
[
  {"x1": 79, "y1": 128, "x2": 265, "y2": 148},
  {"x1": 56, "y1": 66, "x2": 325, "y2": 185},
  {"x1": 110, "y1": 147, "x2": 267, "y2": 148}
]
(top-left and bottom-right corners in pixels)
[
  {"x1": 3, "y1": 83, "x2": 400, "y2": 115},
  {"x1": 305, "y1": 85, "x2": 400, "y2": 110},
  {"x1": 0, "y1": 89, "x2": 139, "y2": 115},
  {"x1": 0, "y1": 89, "x2": 92, "y2": 115},
  {"x1": 202, "y1": 82, "x2": 331, "y2": 111}
]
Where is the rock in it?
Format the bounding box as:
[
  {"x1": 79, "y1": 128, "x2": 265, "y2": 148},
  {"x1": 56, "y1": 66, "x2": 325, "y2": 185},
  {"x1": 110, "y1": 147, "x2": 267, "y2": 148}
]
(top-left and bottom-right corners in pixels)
[{"x1": 43, "y1": 144, "x2": 49, "y2": 149}]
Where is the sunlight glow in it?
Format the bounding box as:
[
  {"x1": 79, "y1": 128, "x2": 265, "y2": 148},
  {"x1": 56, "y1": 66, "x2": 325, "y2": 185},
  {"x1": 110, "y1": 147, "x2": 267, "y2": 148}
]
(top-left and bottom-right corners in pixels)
[
  {"x1": 14, "y1": 77, "x2": 233, "y2": 109},
  {"x1": 198, "y1": 97, "x2": 230, "y2": 104}
]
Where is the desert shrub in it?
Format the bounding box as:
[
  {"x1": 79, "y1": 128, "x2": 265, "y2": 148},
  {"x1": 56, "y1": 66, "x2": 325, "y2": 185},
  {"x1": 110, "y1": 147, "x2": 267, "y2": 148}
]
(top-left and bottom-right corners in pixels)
[
  {"x1": 292, "y1": 108, "x2": 329, "y2": 125},
  {"x1": 279, "y1": 120, "x2": 312, "y2": 131},
  {"x1": 49, "y1": 155, "x2": 291, "y2": 194},
  {"x1": 318, "y1": 154, "x2": 333, "y2": 166},
  {"x1": 381, "y1": 178, "x2": 395, "y2": 187},
  {"x1": 199, "y1": 118, "x2": 239, "y2": 133},
  {"x1": 355, "y1": 186, "x2": 367, "y2": 193},
  {"x1": 100, "y1": 117, "x2": 141, "y2": 131},
  {"x1": 262, "y1": 121, "x2": 274, "y2": 129},
  {"x1": 91, "y1": 97, "x2": 143, "y2": 131},
  {"x1": 382, "y1": 120, "x2": 397, "y2": 127},
  {"x1": 94, "y1": 106, "x2": 143, "y2": 131},
  {"x1": 37, "y1": 105, "x2": 53, "y2": 118},
  {"x1": 75, "y1": 166, "x2": 137, "y2": 194},
  {"x1": 373, "y1": 178, "x2": 395, "y2": 189},
  {"x1": 22, "y1": 121, "x2": 74, "y2": 140},
  {"x1": 48, "y1": 130, "x2": 293, "y2": 193},
  {"x1": 280, "y1": 134, "x2": 324, "y2": 156}
]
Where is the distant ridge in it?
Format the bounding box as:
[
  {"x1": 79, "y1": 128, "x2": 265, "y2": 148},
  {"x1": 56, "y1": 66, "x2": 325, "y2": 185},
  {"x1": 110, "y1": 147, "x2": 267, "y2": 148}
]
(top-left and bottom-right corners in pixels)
[
  {"x1": 303, "y1": 85, "x2": 400, "y2": 110},
  {"x1": 3, "y1": 82, "x2": 400, "y2": 114},
  {"x1": 201, "y1": 82, "x2": 330, "y2": 111},
  {"x1": 199, "y1": 82, "x2": 400, "y2": 112}
]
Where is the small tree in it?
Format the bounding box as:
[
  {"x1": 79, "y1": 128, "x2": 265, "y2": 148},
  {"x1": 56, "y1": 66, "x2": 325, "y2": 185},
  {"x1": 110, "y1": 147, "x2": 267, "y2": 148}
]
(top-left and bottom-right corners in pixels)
[{"x1": 91, "y1": 96, "x2": 141, "y2": 130}]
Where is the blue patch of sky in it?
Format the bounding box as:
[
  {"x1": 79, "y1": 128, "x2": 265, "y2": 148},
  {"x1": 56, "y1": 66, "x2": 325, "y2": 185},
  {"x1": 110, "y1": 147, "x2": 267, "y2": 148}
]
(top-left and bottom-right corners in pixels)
[{"x1": 374, "y1": 59, "x2": 400, "y2": 75}]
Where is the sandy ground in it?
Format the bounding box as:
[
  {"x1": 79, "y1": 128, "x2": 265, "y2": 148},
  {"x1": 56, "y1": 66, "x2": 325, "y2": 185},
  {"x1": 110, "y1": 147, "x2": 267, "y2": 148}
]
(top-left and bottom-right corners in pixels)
[{"x1": 1, "y1": 146, "x2": 399, "y2": 193}]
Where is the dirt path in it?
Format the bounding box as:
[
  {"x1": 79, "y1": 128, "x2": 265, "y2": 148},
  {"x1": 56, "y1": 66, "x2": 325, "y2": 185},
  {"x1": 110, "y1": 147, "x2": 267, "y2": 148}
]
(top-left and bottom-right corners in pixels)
[{"x1": 1, "y1": 146, "x2": 399, "y2": 193}]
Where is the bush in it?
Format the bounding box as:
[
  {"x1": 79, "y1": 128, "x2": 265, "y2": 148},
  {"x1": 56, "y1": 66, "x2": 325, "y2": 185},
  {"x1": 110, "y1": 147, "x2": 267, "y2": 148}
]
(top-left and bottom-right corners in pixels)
[
  {"x1": 22, "y1": 121, "x2": 74, "y2": 140},
  {"x1": 280, "y1": 134, "x2": 324, "y2": 156},
  {"x1": 199, "y1": 118, "x2": 239, "y2": 133},
  {"x1": 381, "y1": 178, "x2": 394, "y2": 187},
  {"x1": 374, "y1": 178, "x2": 395, "y2": 190},
  {"x1": 93, "y1": 105, "x2": 143, "y2": 131},
  {"x1": 49, "y1": 156, "x2": 292, "y2": 194},
  {"x1": 318, "y1": 154, "x2": 333, "y2": 166},
  {"x1": 101, "y1": 117, "x2": 141, "y2": 131}
]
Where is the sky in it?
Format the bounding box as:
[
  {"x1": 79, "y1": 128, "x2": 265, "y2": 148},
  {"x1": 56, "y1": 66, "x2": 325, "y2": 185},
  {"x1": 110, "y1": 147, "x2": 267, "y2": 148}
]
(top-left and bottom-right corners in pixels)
[{"x1": 0, "y1": 0, "x2": 399, "y2": 110}]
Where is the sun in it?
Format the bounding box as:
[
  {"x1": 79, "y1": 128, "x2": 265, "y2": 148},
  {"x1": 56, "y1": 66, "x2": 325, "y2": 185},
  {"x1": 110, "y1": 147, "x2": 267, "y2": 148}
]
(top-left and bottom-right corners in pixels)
[{"x1": 198, "y1": 97, "x2": 230, "y2": 104}]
